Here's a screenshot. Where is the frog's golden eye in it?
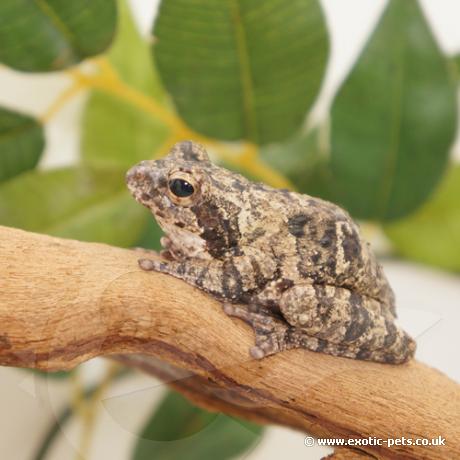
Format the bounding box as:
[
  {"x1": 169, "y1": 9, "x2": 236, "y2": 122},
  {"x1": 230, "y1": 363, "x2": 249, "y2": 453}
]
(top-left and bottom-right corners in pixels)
[
  {"x1": 169, "y1": 178, "x2": 194, "y2": 198},
  {"x1": 167, "y1": 172, "x2": 198, "y2": 205}
]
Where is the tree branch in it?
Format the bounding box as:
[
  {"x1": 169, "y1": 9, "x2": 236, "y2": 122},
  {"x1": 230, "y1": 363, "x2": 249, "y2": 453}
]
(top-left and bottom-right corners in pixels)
[{"x1": 0, "y1": 225, "x2": 458, "y2": 459}]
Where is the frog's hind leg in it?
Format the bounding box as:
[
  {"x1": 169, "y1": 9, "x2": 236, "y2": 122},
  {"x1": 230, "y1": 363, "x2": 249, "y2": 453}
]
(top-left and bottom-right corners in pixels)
[
  {"x1": 223, "y1": 303, "x2": 350, "y2": 361},
  {"x1": 279, "y1": 284, "x2": 416, "y2": 364},
  {"x1": 223, "y1": 303, "x2": 302, "y2": 359},
  {"x1": 223, "y1": 302, "x2": 414, "y2": 364}
]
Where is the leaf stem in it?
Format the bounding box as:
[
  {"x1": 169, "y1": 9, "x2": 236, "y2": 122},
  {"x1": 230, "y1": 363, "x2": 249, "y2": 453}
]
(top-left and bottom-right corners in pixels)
[
  {"x1": 33, "y1": 365, "x2": 129, "y2": 460},
  {"x1": 40, "y1": 80, "x2": 85, "y2": 123},
  {"x1": 71, "y1": 363, "x2": 119, "y2": 460}
]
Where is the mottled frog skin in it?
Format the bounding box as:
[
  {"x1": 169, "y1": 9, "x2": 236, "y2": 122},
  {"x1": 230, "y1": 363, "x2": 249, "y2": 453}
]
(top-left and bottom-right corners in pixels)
[{"x1": 126, "y1": 141, "x2": 416, "y2": 364}]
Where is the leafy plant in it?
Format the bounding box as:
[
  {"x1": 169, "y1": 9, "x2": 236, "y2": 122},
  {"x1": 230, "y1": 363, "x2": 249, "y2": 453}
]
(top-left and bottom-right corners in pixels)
[
  {"x1": 0, "y1": 107, "x2": 44, "y2": 182},
  {"x1": 133, "y1": 392, "x2": 263, "y2": 460},
  {"x1": 1, "y1": 0, "x2": 459, "y2": 458},
  {"x1": 329, "y1": 0, "x2": 456, "y2": 221},
  {"x1": 385, "y1": 165, "x2": 460, "y2": 272}
]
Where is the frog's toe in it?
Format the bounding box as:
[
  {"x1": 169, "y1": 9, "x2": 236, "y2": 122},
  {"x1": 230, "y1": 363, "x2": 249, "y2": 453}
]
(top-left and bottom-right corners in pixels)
[
  {"x1": 138, "y1": 258, "x2": 156, "y2": 270},
  {"x1": 138, "y1": 258, "x2": 169, "y2": 272},
  {"x1": 222, "y1": 302, "x2": 294, "y2": 358},
  {"x1": 222, "y1": 303, "x2": 279, "y2": 329},
  {"x1": 254, "y1": 329, "x2": 287, "y2": 354},
  {"x1": 249, "y1": 345, "x2": 266, "y2": 359},
  {"x1": 222, "y1": 302, "x2": 238, "y2": 316},
  {"x1": 222, "y1": 303, "x2": 265, "y2": 322}
]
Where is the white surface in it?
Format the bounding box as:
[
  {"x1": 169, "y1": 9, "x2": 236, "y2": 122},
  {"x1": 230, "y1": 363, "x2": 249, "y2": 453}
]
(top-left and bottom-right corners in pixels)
[{"x1": 1, "y1": 1, "x2": 460, "y2": 459}]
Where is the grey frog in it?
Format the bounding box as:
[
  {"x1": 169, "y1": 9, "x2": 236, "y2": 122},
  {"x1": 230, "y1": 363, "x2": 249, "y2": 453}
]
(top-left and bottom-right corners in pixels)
[{"x1": 126, "y1": 141, "x2": 416, "y2": 364}]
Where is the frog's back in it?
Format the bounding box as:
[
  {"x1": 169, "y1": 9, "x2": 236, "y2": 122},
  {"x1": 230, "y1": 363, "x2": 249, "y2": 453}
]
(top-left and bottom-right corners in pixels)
[{"x1": 261, "y1": 188, "x2": 396, "y2": 315}]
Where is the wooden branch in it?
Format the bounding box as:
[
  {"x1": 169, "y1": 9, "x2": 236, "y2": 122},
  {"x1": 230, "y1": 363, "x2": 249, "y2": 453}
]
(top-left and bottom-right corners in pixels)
[{"x1": 0, "y1": 225, "x2": 458, "y2": 459}]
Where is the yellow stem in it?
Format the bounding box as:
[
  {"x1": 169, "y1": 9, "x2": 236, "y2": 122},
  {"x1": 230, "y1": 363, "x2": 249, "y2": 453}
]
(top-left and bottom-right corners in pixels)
[
  {"x1": 71, "y1": 362, "x2": 120, "y2": 460},
  {"x1": 70, "y1": 369, "x2": 87, "y2": 419},
  {"x1": 70, "y1": 370, "x2": 89, "y2": 460},
  {"x1": 68, "y1": 62, "x2": 183, "y2": 132},
  {"x1": 40, "y1": 80, "x2": 85, "y2": 123}
]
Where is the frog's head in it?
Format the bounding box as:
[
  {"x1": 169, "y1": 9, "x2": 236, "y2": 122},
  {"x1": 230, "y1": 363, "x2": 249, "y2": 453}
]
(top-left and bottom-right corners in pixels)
[{"x1": 126, "y1": 141, "x2": 245, "y2": 258}]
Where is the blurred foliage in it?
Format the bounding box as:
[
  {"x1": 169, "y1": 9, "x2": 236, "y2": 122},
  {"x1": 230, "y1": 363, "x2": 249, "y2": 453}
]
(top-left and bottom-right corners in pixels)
[
  {"x1": 82, "y1": 91, "x2": 168, "y2": 169},
  {"x1": 260, "y1": 127, "x2": 335, "y2": 199},
  {"x1": 0, "y1": 0, "x2": 460, "y2": 458},
  {"x1": 30, "y1": 369, "x2": 71, "y2": 380},
  {"x1": 329, "y1": 0, "x2": 457, "y2": 221},
  {"x1": 133, "y1": 391, "x2": 263, "y2": 460},
  {"x1": 109, "y1": 0, "x2": 165, "y2": 100},
  {"x1": 385, "y1": 165, "x2": 460, "y2": 272},
  {"x1": 0, "y1": 0, "x2": 117, "y2": 72},
  {"x1": 33, "y1": 366, "x2": 132, "y2": 460},
  {"x1": 82, "y1": 0, "x2": 169, "y2": 170},
  {"x1": 0, "y1": 107, "x2": 44, "y2": 183},
  {"x1": 0, "y1": 167, "x2": 147, "y2": 247}
]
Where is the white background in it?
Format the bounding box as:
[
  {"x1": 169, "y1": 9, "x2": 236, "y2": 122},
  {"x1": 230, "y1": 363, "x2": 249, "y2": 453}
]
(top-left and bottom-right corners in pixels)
[{"x1": 0, "y1": 1, "x2": 459, "y2": 459}]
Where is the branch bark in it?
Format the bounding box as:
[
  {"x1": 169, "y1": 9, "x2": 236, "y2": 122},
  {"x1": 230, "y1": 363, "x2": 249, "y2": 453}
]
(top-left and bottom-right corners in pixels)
[{"x1": 0, "y1": 225, "x2": 458, "y2": 459}]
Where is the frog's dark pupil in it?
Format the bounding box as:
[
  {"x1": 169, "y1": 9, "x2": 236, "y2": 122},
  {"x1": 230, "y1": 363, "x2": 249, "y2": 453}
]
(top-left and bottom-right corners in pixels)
[{"x1": 169, "y1": 178, "x2": 194, "y2": 197}]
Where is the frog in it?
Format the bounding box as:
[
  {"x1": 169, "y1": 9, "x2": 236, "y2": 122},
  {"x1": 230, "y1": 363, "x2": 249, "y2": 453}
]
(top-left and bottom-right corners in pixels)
[{"x1": 126, "y1": 141, "x2": 416, "y2": 364}]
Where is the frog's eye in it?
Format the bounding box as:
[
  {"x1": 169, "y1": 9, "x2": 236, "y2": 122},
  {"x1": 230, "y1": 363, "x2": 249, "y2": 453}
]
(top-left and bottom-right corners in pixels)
[
  {"x1": 167, "y1": 172, "x2": 199, "y2": 206},
  {"x1": 169, "y1": 178, "x2": 195, "y2": 198}
]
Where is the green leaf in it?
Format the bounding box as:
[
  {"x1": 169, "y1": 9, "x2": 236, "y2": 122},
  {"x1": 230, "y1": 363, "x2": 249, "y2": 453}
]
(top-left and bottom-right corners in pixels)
[
  {"x1": 135, "y1": 216, "x2": 163, "y2": 251},
  {"x1": 385, "y1": 165, "x2": 460, "y2": 272},
  {"x1": 109, "y1": 0, "x2": 165, "y2": 99},
  {"x1": 0, "y1": 167, "x2": 148, "y2": 247},
  {"x1": 133, "y1": 391, "x2": 263, "y2": 460},
  {"x1": 330, "y1": 0, "x2": 457, "y2": 221},
  {"x1": 261, "y1": 127, "x2": 336, "y2": 199},
  {"x1": 153, "y1": 0, "x2": 329, "y2": 145},
  {"x1": 82, "y1": 0, "x2": 169, "y2": 169},
  {"x1": 451, "y1": 54, "x2": 460, "y2": 80},
  {"x1": 30, "y1": 369, "x2": 71, "y2": 379},
  {"x1": 0, "y1": 0, "x2": 117, "y2": 72},
  {"x1": 0, "y1": 107, "x2": 44, "y2": 183},
  {"x1": 82, "y1": 92, "x2": 169, "y2": 169}
]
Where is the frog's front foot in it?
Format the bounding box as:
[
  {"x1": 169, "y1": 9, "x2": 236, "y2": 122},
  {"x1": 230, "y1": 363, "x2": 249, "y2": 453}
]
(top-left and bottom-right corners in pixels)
[{"x1": 223, "y1": 303, "x2": 297, "y2": 359}]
